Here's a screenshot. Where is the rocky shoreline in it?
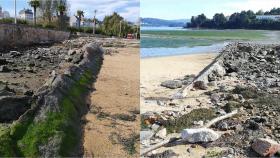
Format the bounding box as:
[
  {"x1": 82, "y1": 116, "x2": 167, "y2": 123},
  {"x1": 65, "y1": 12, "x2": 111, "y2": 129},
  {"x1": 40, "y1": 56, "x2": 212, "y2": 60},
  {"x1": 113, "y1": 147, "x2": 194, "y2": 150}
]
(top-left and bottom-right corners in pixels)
[
  {"x1": 0, "y1": 37, "x2": 133, "y2": 157},
  {"x1": 140, "y1": 43, "x2": 280, "y2": 157}
]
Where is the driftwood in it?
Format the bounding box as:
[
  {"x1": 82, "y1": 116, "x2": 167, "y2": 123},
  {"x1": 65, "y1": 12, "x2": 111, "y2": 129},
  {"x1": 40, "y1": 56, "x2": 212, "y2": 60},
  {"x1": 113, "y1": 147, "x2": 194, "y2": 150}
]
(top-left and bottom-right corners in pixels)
[
  {"x1": 203, "y1": 110, "x2": 238, "y2": 128},
  {"x1": 140, "y1": 110, "x2": 238, "y2": 156},
  {"x1": 140, "y1": 137, "x2": 175, "y2": 156}
]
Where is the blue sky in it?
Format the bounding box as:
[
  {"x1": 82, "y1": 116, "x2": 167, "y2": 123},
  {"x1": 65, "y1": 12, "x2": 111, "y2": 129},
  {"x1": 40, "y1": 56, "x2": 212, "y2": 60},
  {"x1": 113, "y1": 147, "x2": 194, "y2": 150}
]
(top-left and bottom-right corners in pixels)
[
  {"x1": 0, "y1": 0, "x2": 140, "y2": 22},
  {"x1": 141, "y1": 0, "x2": 280, "y2": 20}
]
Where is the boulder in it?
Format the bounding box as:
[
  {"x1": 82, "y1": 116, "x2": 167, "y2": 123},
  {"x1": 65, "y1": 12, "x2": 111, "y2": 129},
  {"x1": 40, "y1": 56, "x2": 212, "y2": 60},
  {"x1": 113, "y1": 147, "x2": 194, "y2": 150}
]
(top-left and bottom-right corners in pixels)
[
  {"x1": 251, "y1": 138, "x2": 280, "y2": 157},
  {"x1": 193, "y1": 81, "x2": 207, "y2": 90},
  {"x1": 181, "y1": 128, "x2": 220, "y2": 143},
  {"x1": 161, "y1": 80, "x2": 182, "y2": 89}
]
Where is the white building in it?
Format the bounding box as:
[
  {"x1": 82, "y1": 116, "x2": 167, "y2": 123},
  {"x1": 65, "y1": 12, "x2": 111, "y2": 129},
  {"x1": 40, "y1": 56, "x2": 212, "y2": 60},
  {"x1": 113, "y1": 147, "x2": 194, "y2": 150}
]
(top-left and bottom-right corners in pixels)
[
  {"x1": 0, "y1": 6, "x2": 10, "y2": 19},
  {"x1": 256, "y1": 15, "x2": 280, "y2": 21},
  {"x1": 19, "y1": 9, "x2": 33, "y2": 21}
]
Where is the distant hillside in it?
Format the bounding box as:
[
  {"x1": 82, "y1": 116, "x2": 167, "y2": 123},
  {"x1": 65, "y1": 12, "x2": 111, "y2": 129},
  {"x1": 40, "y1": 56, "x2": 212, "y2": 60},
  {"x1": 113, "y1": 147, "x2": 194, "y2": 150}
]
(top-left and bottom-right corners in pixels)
[{"x1": 141, "y1": 18, "x2": 189, "y2": 27}]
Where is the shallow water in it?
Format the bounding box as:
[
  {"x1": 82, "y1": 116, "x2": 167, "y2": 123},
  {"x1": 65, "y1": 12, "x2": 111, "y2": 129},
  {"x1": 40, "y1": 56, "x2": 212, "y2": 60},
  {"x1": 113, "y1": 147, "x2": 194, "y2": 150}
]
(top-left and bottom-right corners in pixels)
[
  {"x1": 140, "y1": 27, "x2": 280, "y2": 58},
  {"x1": 141, "y1": 42, "x2": 227, "y2": 58}
]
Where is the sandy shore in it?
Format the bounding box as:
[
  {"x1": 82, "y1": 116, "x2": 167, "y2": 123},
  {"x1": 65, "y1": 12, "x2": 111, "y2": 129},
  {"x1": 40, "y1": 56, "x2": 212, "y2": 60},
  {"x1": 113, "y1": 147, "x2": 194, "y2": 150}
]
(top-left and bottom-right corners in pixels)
[
  {"x1": 140, "y1": 53, "x2": 218, "y2": 114},
  {"x1": 83, "y1": 45, "x2": 140, "y2": 157}
]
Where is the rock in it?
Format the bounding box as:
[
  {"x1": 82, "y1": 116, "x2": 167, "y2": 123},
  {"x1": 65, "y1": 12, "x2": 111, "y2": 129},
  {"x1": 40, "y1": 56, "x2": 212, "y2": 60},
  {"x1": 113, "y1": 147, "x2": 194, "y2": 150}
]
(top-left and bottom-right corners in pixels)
[
  {"x1": 228, "y1": 148, "x2": 235, "y2": 154},
  {"x1": 207, "y1": 81, "x2": 217, "y2": 87},
  {"x1": 210, "y1": 93, "x2": 220, "y2": 104},
  {"x1": 223, "y1": 101, "x2": 240, "y2": 113},
  {"x1": 217, "y1": 122, "x2": 229, "y2": 131},
  {"x1": 193, "y1": 120, "x2": 204, "y2": 126},
  {"x1": 248, "y1": 120, "x2": 260, "y2": 130},
  {"x1": 72, "y1": 53, "x2": 83, "y2": 64},
  {"x1": 0, "y1": 59, "x2": 8, "y2": 65},
  {"x1": 151, "y1": 123, "x2": 160, "y2": 131},
  {"x1": 64, "y1": 55, "x2": 72, "y2": 62},
  {"x1": 0, "y1": 96, "x2": 31, "y2": 122},
  {"x1": 193, "y1": 81, "x2": 208, "y2": 90},
  {"x1": 161, "y1": 80, "x2": 182, "y2": 89},
  {"x1": 155, "y1": 128, "x2": 167, "y2": 139},
  {"x1": 0, "y1": 65, "x2": 10, "y2": 72},
  {"x1": 156, "y1": 100, "x2": 165, "y2": 106},
  {"x1": 140, "y1": 130, "x2": 154, "y2": 141},
  {"x1": 251, "y1": 138, "x2": 280, "y2": 157},
  {"x1": 68, "y1": 49, "x2": 76, "y2": 56},
  {"x1": 181, "y1": 128, "x2": 220, "y2": 143}
]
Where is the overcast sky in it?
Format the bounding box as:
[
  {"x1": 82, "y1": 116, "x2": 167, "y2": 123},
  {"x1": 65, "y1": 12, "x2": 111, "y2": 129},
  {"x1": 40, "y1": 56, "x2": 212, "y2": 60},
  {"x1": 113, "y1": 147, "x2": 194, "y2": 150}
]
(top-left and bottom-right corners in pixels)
[
  {"x1": 141, "y1": 0, "x2": 280, "y2": 20},
  {"x1": 0, "y1": 0, "x2": 140, "y2": 22}
]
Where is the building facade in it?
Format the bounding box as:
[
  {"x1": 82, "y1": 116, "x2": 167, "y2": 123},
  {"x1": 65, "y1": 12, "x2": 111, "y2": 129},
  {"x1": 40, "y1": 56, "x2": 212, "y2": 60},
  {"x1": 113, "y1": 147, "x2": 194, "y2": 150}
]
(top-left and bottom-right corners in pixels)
[
  {"x1": 0, "y1": 6, "x2": 10, "y2": 19},
  {"x1": 19, "y1": 9, "x2": 33, "y2": 21}
]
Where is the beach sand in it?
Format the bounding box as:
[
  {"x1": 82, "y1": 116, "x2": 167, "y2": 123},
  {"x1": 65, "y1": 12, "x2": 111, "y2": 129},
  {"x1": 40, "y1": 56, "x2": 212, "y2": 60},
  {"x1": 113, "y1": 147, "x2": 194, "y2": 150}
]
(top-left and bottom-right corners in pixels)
[
  {"x1": 140, "y1": 53, "x2": 219, "y2": 157},
  {"x1": 140, "y1": 53, "x2": 218, "y2": 114},
  {"x1": 83, "y1": 46, "x2": 140, "y2": 157}
]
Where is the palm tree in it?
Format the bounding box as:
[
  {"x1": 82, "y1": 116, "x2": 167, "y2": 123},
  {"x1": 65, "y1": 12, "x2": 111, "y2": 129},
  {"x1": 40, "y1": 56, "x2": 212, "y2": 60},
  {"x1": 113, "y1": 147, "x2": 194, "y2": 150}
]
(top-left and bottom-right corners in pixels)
[
  {"x1": 57, "y1": 4, "x2": 66, "y2": 30},
  {"x1": 75, "y1": 10, "x2": 84, "y2": 29},
  {"x1": 29, "y1": 0, "x2": 40, "y2": 25}
]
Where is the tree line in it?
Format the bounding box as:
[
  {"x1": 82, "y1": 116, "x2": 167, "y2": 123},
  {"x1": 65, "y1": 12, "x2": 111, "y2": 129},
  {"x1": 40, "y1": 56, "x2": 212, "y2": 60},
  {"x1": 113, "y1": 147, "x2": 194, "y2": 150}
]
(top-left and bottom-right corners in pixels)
[
  {"x1": 0, "y1": 0, "x2": 139, "y2": 38},
  {"x1": 187, "y1": 8, "x2": 280, "y2": 30}
]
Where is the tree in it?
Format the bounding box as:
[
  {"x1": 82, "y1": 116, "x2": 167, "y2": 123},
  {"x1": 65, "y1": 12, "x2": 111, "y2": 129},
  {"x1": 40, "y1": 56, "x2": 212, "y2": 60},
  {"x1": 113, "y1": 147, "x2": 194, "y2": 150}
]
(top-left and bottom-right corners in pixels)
[
  {"x1": 196, "y1": 14, "x2": 207, "y2": 27},
  {"x1": 102, "y1": 12, "x2": 123, "y2": 36},
  {"x1": 57, "y1": 4, "x2": 66, "y2": 29},
  {"x1": 75, "y1": 10, "x2": 84, "y2": 29},
  {"x1": 29, "y1": 0, "x2": 40, "y2": 25},
  {"x1": 256, "y1": 10, "x2": 264, "y2": 15},
  {"x1": 213, "y1": 13, "x2": 227, "y2": 28}
]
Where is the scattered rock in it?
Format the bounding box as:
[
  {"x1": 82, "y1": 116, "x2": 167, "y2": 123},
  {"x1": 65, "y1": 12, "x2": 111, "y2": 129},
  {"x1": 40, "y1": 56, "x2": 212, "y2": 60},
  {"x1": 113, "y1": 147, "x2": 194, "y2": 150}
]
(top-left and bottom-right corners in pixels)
[
  {"x1": 193, "y1": 81, "x2": 207, "y2": 90},
  {"x1": 251, "y1": 138, "x2": 280, "y2": 157},
  {"x1": 0, "y1": 65, "x2": 10, "y2": 72},
  {"x1": 181, "y1": 128, "x2": 220, "y2": 143},
  {"x1": 140, "y1": 130, "x2": 154, "y2": 141},
  {"x1": 161, "y1": 80, "x2": 182, "y2": 89}
]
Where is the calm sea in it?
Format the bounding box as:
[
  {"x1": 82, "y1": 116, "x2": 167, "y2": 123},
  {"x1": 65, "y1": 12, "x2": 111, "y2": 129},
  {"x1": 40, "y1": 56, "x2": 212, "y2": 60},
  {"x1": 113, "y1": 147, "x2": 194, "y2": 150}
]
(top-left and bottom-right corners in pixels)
[{"x1": 140, "y1": 27, "x2": 228, "y2": 58}]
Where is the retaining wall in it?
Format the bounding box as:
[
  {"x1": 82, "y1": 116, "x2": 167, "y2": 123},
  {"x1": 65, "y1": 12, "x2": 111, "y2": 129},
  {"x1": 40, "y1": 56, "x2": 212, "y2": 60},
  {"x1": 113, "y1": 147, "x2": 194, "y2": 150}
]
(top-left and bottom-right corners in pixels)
[{"x1": 0, "y1": 24, "x2": 70, "y2": 48}]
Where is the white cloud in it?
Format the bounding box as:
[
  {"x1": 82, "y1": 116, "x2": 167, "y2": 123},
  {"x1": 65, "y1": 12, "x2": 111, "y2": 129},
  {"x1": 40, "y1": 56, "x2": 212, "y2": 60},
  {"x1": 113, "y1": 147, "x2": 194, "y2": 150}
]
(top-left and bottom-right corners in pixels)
[
  {"x1": 68, "y1": 0, "x2": 139, "y2": 22},
  {"x1": 225, "y1": 0, "x2": 280, "y2": 13}
]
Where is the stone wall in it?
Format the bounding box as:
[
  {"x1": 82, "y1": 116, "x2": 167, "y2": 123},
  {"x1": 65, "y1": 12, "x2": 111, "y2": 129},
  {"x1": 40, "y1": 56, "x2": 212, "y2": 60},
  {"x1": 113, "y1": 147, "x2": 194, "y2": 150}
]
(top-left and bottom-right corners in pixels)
[
  {"x1": 0, "y1": 24, "x2": 70, "y2": 48},
  {"x1": 0, "y1": 43, "x2": 104, "y2": 157}
]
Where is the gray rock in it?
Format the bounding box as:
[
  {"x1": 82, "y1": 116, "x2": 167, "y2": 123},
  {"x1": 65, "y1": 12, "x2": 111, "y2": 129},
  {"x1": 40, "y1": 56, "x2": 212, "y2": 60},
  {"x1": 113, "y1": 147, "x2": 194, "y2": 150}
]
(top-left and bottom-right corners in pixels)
[
  {"x1": 181, "y1": 128, "x2": 220, "y2": 143},
  {"x1": 210, "y1": 93, "x2": 220, "y2": 104},
  {"x1": 140, "y1": 130, "x2": 154, "y2": 141},
  {"x1": 155, "y1": 128, "x2": 167, "y2": 139},
  {"x1": 0, "y1": 65, "x2": 10, "y2": 72},
  {"x1": 193, "y1": 81, "x2": 208, "y2": 90},
  {"x1": 161, "y1": 80, "x2": 182, "y2": 89},
  {"x1": 151, "y1": 123, "x2": 160, "y2": 131},
  {"x1": 0, "y1": 96, "x2": 31, "y2": 122},
  {"x1": 68, "y1": 49, "x2": 76, "y2": 56}
]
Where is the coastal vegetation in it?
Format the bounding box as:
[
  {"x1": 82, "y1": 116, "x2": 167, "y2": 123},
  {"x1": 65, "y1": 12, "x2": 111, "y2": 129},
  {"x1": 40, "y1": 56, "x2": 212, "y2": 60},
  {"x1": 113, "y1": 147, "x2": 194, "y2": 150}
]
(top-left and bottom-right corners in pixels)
[{"x1": 187, "y1": 8, "x2": 280, "y2": 30}]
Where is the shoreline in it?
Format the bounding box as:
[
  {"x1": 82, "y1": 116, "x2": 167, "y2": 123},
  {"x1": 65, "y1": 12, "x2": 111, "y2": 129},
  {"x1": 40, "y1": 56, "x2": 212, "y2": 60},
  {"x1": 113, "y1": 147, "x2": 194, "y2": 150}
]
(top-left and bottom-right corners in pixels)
[
  {"x1": 141, "y1": 50, "x2": 219, "y2": 59},
  {"x1": 141, "y1": 52, "x2": 218, "y2": 114}
]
